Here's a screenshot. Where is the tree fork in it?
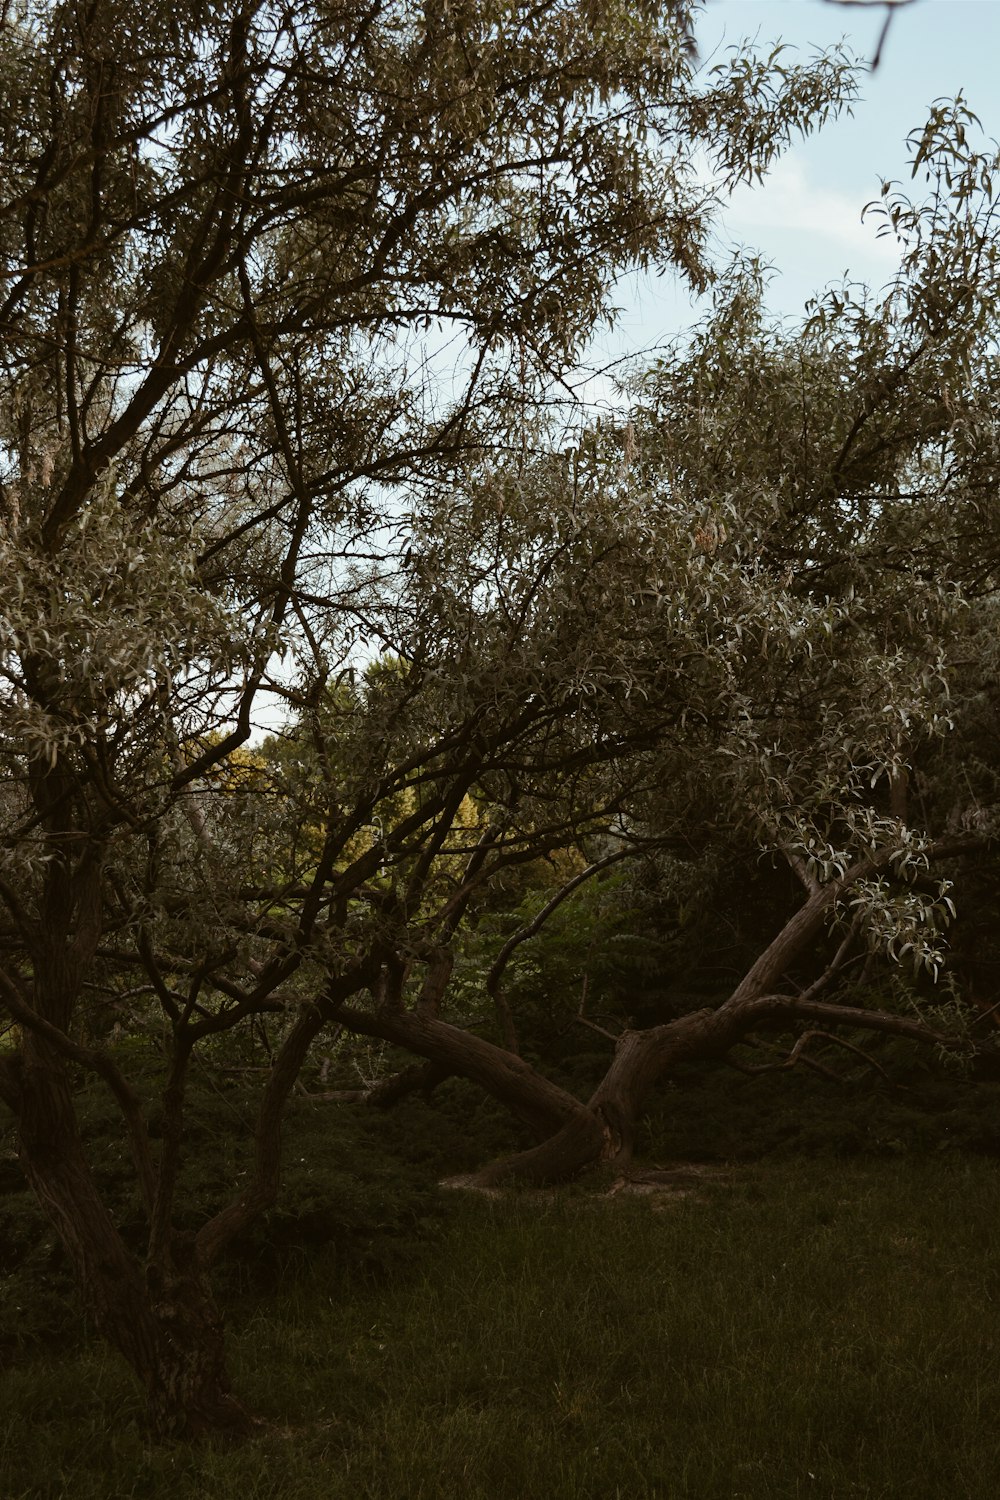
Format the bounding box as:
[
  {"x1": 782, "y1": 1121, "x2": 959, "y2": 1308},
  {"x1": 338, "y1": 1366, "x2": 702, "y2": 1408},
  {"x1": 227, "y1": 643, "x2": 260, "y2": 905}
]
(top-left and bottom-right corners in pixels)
[
  {"x1": 12, "y1": 1029, "x2": 262, "y2": 1441},
  {"x1": 446, "y1": 848, "x2": 981, "y2": 1189},
  {"x1": 458, "y1": 989, "x2": 964, "y2": 1189}
]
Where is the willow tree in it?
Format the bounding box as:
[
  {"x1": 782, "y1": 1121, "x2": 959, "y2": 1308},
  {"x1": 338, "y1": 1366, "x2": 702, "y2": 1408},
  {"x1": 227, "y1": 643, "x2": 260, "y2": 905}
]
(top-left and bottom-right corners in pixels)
[
  {"x1": 0, "y1": 0, "x2": 860, "y2": 1440},
  {"x1": 280, "y1": 100, "x2": 1000, "y2": 1185}
]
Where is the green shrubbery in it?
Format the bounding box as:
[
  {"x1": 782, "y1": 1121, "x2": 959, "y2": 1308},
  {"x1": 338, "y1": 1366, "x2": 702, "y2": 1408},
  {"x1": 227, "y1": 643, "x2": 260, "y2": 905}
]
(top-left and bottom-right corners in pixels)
[
  {"x1": 636, "y1": 1046, "x2": 1000, "y2": 1163},
  {"x1": 6, "y1": 1157, "x2": 1000, "y2": 1499},
  {"x1": 5, "y1": 1017, "x2": 1000, "y2": 1359},
  {"x1": 0, "y1": 1060, "x2": 447, "y2": 1352}
]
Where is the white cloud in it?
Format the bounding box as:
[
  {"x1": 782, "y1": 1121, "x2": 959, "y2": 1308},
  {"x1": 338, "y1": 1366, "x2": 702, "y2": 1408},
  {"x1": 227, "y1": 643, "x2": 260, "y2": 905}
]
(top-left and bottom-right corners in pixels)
[{"x1": 720, "y1": 153, "x2": 900, "y2": 277}]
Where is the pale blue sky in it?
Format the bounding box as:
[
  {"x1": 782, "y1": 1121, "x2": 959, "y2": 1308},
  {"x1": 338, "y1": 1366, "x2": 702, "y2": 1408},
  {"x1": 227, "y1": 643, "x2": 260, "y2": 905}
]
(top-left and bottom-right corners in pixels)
[{"x1": 600, "y1": 0, "x2": 1000, "y2": 364}]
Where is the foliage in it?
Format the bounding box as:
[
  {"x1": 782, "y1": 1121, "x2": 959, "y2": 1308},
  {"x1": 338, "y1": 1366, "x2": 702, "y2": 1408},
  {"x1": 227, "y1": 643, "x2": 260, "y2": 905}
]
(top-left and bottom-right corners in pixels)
[{"x1": 5, "y1": 0, "x2": 1000, "y2": 1442}]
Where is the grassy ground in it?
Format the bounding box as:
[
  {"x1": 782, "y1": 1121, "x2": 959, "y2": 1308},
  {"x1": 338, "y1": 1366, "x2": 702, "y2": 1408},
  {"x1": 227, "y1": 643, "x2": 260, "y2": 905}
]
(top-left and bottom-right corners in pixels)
[{"x1": 3, "y1": 1156, "x2": 1000, "y2": 1499}]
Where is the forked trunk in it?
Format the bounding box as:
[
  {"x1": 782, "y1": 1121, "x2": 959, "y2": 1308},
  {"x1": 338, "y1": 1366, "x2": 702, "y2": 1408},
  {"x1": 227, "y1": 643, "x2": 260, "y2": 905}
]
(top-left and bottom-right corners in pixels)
[
  {"x1": 464, "y1": 1010, "x2": 720, "y2": 1186},
  {"x1": 462, "y1": 870, "x2": 898, "y2": 1187},
  {"x1": 464, "y1": 988, "x2": 961, "y2": 1189},
  {"x1": 14, "y1": 1040, "x2": 259, "y2": 1442}
]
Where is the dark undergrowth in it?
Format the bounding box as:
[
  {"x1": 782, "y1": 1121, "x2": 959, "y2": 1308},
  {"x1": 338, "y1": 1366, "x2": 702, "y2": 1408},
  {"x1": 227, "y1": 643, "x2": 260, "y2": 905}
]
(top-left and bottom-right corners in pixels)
[
  {"x1": 3, "y1": 1158, "x2": 1000, "y2": 1498},
  {"x1": 4, "y1": 1042, "x2": 1000, "y2": 1496}
]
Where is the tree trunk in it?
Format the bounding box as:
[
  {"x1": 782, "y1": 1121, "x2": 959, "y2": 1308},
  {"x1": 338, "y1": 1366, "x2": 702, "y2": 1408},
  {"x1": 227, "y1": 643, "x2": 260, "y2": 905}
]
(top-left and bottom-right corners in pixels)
[
  {"x1": 464, "y1": 863, "x2": 900, "y2": 1184},
  {"x1": 13, "y1": 1035, "x2": 260, "y2": 1442},
  {"x1": 333, "y1": 1001, "x2": 590, "y2": 1138},
  {"x1": 142, "y1": 1258, "x2": 260, "y2": 1442},
  {"x1": 461, "y1": 990, "x2": 961, "y2": 1188},
  {"x1": 335, "y1": 858, "x2": 974, "y2": 1191},
  {"x1": 464, "y1": 1009, "x2": 723, "y2": 1186},
  {"x1": 463, "y1": 1107, "x2": 609, "y2": 1187}
]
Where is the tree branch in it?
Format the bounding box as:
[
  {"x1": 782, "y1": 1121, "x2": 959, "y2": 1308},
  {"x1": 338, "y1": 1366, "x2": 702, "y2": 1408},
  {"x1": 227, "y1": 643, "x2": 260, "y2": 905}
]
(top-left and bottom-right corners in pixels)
[
  {"x1": 486, "y1": 848, "x2": 632, "y2": 1052},
  {"x1": 0, "y1": 974, "x2": 156, "y2": 1209}
]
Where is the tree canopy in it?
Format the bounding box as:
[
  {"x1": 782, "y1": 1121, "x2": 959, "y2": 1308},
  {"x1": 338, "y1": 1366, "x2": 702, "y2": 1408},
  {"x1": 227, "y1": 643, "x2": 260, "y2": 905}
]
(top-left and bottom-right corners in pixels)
[{"x1": 2, "y1": 0, "x2": 998, "y2": 1445}]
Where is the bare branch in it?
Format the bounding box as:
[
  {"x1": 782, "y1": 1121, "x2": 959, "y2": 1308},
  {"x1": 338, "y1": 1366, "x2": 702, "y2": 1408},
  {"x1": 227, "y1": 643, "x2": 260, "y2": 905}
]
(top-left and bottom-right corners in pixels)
[
  {"x1": 735, "y1": 1028, "x2": 892, "y2": 1084},
  {"x1": 486, "y1": 849, "x2": 632, "y2": 1052}
]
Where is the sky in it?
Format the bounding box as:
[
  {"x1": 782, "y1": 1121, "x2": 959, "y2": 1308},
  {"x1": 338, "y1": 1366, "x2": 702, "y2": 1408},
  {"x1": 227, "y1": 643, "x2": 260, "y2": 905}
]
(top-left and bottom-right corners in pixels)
[
  {"x1": 598, "y1": 0, "x2": 1000, "y2": 364},
  {"x1": 259, "y1": 0, "x2": 1000, "y2": 729}
]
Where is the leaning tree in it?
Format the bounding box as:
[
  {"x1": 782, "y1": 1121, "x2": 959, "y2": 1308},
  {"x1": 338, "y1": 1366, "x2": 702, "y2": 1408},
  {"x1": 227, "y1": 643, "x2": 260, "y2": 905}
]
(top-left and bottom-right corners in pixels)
[
  {"x1": 0, "y1": 0, "x2": 863, "y2": 1439},
  {"x1": 263, "y1": 101, "x2": 1000, "y2": 1197}
]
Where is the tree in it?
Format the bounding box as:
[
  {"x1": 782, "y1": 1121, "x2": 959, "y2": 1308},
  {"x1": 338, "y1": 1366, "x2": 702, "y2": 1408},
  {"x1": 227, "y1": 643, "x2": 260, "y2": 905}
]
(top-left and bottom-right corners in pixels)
[
  {"x1": 276, "y1": 97, "x2": 1000, "y2": 1195},
  {"x1": 0, "y1": 0, "x2": 861, "y2": 1439}
]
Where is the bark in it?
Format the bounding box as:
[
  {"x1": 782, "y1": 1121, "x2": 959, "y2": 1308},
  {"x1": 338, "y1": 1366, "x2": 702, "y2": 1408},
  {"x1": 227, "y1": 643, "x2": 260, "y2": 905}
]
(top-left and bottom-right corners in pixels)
[
  {"x1": 460, "y1": 985, "x2": 959, "y2": 1187},
  {"x1": 431, "y1": 866, "x2": 870, "y2": 1185},
  {"x1": 467, "y1": 1107, "x2": 608, "y2": 1187},
  {"x1": 5, "y1": 826, "x2": 261, "y2": 1441},
  {"x1": 426, "y1": 845, "x2": 981, "y2": 1187},
  {"x1": 333, "y1": 1001, "x2": 591, "y2": 1139},
  {"x1": 12, "y1": 1030, "x2": 261, "y2": 1441},
  {"x1": 586, "y1": 1010, "x2": 723, "y2": 1169},
  {"x1": 194, "y1": 1001, "x2": 331, "y2": 1268},
  {"x1": 332, "y1": 988, "x2": 731, "y2": 1186},
  {"x1": 142, "y1": 1257, "x2": 261, "y2": 1442}
]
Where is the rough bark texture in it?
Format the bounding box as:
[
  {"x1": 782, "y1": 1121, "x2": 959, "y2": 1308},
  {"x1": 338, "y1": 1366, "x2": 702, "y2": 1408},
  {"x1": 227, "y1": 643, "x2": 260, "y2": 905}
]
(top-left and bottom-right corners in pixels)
[
  {"x1": 411, "y1": 853, "x2": 971, "y2": 1188},
  {"x1": 142, "y1": 1259, "x2": 261, "y2": 1442},
  {"x1": 13, "y1": 1032, "x2": 259, "y2": 1441}
]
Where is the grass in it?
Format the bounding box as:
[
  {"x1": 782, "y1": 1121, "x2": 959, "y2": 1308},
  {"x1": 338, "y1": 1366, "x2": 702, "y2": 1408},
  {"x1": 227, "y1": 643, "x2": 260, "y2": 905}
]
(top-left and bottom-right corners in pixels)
[{"x1": 3, "y1": 1157, "x2": 1000, "y2": 1499}]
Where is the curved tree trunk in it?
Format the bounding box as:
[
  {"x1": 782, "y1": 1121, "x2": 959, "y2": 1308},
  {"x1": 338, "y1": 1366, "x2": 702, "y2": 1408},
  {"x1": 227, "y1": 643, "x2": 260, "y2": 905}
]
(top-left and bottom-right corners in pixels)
[
  {"x1": 332, "y1": 992, "x2": 733, "y2": 1186},
  {"x1": 462, "y1": 1007, "x2": 731, "y2": 1186},
  {"x1": 338, "y1": 852, "x2": 971, "y2": 1189},
  {"x1": 475, "y1": 857, "x2": 902, "y2": 1182},
  {"x1": 13, "y1": 1034, "x2": 260, "y2": 1442},
  {"x1": 463, "y1": 1108, "x2": 610, "y2": 1187},
  {"x1": 333, "y1": 878, "x2": 861, "y2": 1186},
  {"x1": 457, "y1": 989, "x2": 958, "y2": 1188},
  {"x1": 332, "y1": 1001, "x2": 593, "y2": 1138}
]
